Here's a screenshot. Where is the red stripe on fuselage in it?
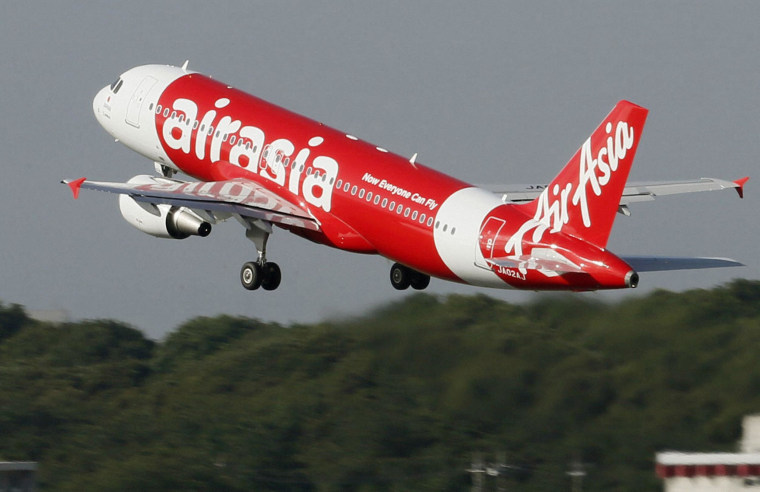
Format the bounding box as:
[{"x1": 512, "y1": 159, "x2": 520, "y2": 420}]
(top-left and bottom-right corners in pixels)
[{"x1": 155, "y1": 74, "x2": 470, "y2": 281}]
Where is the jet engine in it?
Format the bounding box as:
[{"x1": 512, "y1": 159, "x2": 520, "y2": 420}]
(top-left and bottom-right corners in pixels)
[{"x1": 119, "y1": 194, "x2": 211, "y2": 239}]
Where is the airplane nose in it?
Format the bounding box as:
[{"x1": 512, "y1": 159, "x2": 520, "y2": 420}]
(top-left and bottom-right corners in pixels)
[{"x1": 92, "y1": 85, "x2": 111, "y2": 127}]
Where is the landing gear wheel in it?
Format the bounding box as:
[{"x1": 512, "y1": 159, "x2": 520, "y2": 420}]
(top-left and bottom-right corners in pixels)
[
  {"x1": 241, "y1": 262, "x2": 262, "y2": 290},
  {"x1": 410, "y1": 272, "x2": 430, "y2": 290},
  {"x1": 261, "y1": 262, "x2": 282, "y2": 291},
  {"x1": 390, "y1": 263, "x2": 412, "y2": 290}
]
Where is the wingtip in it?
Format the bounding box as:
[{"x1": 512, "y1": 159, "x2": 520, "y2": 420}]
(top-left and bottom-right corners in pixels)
[
  {"x1": 733, "y1": 176, "x2": 749, "y2": 198},
  {"x1": 64, "y1": 177, "x2": 87, "y2": 199}
]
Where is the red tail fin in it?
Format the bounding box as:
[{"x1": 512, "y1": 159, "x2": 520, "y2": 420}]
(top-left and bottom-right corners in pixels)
[{"x1": 523, "y1": 101, "x2": 648, "y2": 248}]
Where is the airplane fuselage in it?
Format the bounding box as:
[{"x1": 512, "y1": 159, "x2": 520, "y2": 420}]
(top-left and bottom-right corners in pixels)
[
  {"x1": 84, "y1": 63, "x2": 741, "y2": 292},
  {"x1": 94, "y1": 64, "x2": 535, "y2": 288}
]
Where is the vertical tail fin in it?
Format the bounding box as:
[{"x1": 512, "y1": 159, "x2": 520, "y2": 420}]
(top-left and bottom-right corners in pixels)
[{"x1": 524, "y1": 100, "x2": 648, "y2": 248}]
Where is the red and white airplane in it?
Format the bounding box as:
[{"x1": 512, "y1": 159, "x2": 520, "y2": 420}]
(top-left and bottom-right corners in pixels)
[{"x1": 65, "y1": 62, "x2": 748, "y2": 292}]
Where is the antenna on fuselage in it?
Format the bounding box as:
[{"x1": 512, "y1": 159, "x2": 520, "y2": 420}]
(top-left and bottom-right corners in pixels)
[
  {"x1": 409, "y1": 153, "x2": 418, "y2": 168},
  {"x1": 181, "y1": 60, "x2": 189, "y2": 72}
]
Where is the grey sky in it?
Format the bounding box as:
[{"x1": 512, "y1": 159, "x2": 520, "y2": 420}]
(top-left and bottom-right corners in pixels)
[{"x1": 1, "y1": 2, "x2": 757, "y2": 338}]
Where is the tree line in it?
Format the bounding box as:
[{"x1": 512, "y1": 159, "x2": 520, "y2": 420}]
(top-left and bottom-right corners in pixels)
[{"x1": 1, "y1": 279, "x2": 759, "y2": 490}]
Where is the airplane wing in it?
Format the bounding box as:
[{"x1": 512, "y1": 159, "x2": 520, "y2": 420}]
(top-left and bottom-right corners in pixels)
[
  {"x1": 62, "y1": 175, "x2": 320, "y2": 232},
  {"x1": 487, "y1": 177, "x2": 749, "y2": 209}
]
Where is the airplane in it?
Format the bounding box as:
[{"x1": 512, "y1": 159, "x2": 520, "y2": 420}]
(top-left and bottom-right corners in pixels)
[{"x1": 64, "y1": 62, "x2": 748, "y2": 292}]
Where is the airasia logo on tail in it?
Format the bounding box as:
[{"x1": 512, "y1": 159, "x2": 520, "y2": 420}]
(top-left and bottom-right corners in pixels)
[
  {"x1": 504, "y1": 120, "x2": 635, "y2": 259},
  {"x1": 574, "y1": 121, "x2": 635, "y2": 227}
]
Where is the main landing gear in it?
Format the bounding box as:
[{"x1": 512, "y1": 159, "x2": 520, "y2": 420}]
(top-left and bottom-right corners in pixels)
[
  {"x1": 240, "y1": 220, "x2": 281, "y2": 291},
  {"x1": 390, "y1": 263, "x2": 430, "y2": 290},
  {"x1": 241, "y1": 261, "x2": 281, "y2": 291}
]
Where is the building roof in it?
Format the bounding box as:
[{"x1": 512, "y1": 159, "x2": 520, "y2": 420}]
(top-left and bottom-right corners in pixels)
[{"x1": 657, "y1": 452, "x2": 760, "y2": 466}]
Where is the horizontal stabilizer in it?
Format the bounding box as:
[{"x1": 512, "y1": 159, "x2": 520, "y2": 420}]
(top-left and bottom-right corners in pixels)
[{"x1": 622, "y1": 256, "x2": 743, "y2": 272}]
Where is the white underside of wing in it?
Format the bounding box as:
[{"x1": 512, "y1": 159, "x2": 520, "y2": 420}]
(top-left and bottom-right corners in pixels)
[{"x1": 64, "y1": 175, "x2": 320, "y2": 232}]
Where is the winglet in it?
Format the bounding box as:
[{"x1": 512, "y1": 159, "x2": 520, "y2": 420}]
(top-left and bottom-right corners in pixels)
[
  {"x1": 733, "y1": 176, "x2": 749, "y2": 199},
  {"x1": 64, "y1": 177, "x2": 87, "y2": 199}
]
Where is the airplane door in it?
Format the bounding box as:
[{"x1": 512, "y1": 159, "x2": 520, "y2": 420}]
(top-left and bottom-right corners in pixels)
[
  {"x1": 125, "y1": 76, "x2": 157, "y2": 128},
  {"x1": 476, "y1": 216, "x2": 505, "y2": 269}
]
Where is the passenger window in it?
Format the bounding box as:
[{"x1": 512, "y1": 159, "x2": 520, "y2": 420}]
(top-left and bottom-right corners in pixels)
[
  {"x1": 389, "y1": 201, "x2": 395, "y2": 210},
  {"x1": 230, "y1": 136, "x2": 236, "y2": 145},
  {"x1": 374, "y1": 195, "x2": 380, "y2": 205},
  {"x1": 351, "y1": 185, "x2": 358, "y2": 195},
  {"x1": 411, "y1": 211, "x2": 418, "y2": 220},
  {"x1": 336, "y1": 179, "x2": 343, "y2": 188},
  {"x1": 344, "y1": 183, "x2": 350, "y2": 192},
  {"x1": 358, "y1": 189, "x2": 365, "y2": 199},
  {"x1": 427, "y1": 217, "x2": 434, "y2": 227},
  {"x1": 163, "y1": 108, "x2": 170, "y2": 117},
  {"x1": 193, "y1": 121, "x2": 199, "y2": 129},
  {"x1": 397, "y1": 204, "x2": 403, "y2": 214},
  {"x1": 156, "y1": 105, "x2": 162, "y2": 114},
  {"x1": 404, "y1": 208, "x2": 410, "y2": 217},
  {"x1": 149, "y1": 103, "x2": 154, "y2": 111},
  {"x1": 382, "y1": 198, "x2": 388, "y2": 208},
  {"x1": 419, "y1": 213, "x2": 426, "y2": 223}
]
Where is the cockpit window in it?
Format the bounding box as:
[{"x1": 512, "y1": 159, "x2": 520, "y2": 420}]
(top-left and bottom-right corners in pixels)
[{"x1": 111, "y1": 77, "x2": 124, "y2": 94}]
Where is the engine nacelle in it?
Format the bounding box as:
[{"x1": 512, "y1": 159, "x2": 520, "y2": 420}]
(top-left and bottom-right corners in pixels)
[{"x1": 118, "y1": 176, "x2": 212, "y2": 239}]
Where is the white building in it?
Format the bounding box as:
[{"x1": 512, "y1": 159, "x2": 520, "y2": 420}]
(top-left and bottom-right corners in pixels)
[{"x1": 656, "y1": 415, "x2": 760, "y2": 491}]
